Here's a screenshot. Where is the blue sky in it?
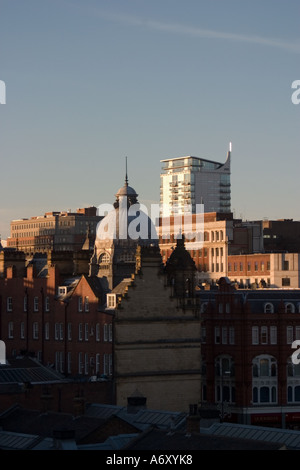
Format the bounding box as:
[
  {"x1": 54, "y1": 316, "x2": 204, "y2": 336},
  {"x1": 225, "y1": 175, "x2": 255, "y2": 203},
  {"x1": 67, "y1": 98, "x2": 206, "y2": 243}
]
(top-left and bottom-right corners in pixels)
[{"x1": 0, "y1": 0, "x2": 299, "y2": 239}]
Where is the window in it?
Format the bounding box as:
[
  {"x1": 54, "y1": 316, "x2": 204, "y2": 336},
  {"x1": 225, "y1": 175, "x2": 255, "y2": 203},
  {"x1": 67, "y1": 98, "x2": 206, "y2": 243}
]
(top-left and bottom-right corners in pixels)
[
  {"x1": 34, "y1": 296, "x2": 39, "y2": 312},
  {"x1": 85, "y1": 323, "x2": 89, "y2": 341},
  {"x1": 285, "y1": 302, "x2": 295, "y2": 313},
  {"x1": 261, "y1": 326, "x2": 268, "y2": 344},
  {"x1": 84, "y1": 296, "x2": 89, "y2": 312},
  {"x1": 247, "y1": 262, "x2": 251, "y2": 271},
  {"x1": 68, "y1": 323, "x2": 72, "y2": 341},
  {"x1": 282, "y1": 278, "x2": 291, "y2": 287},
  {"x1": 107, "y1": 294, "x2": 116, "y2": 309},
  {"x1": 58, "y1": 286, "x2": 67, "y2": 295},
  {"x1": 99, "y1": 252, "x2": 110, "y2": 266},
  {"x1": 226, "y1": 303, "x2": 230, "y2": 313},
  {"x1": 109, "y1": 354, "x2": 113, "y2": 375},
  {"x1": 214, "y1": 327, "x2": 220, "y2": 344},
  {"x1": 218, "y1": 304, "x2": 223, "y2": 314},
  {"x1": 45, "y1": 296, "x2": 50, "y2": 312},
  {"x1": 7, "y1": 297, "x2": 12, "y2": 312},
  {"x1": 20, "y1": 322, "x2": 25, "y2": 339},
  {"x1": 45, "y1": 322, "x2": 50, "y2": 340},
  {"x1": 270, "y1": 326, "x2": 277, "y2": 344},
  {"x1": 33, "y1": 322, "x2": 39, "y2": 339},
  {"x1": 104, "y1": 324, "x2": 108, "y2": 342},
  {"x1": 8, "y1": 322, "x2": 13, "y2": 338},
  {"x1": 283, "y1": 260, "x2": 289, "y2": 271},
  {"x1": 23, "y1": 296, "x2": 28, "y2": 312},
  {"x1": 78, "y1": 352, "x2": 83, "y2": 374},
  {"x1": 78, "y1": 297, "x2": 83, "y2": 312},
  {"x1": 239, "y1": 262, "x2": 243, "y2": 271},
  {"x1": 96, "y1": 323, "x2": 100, "y2": 342},
  {"x1": 95, "y1": 353, "x2": 100, "y2": 374},
  {"x1": 254, "y1": 262, "x2": 258, "y2": 271},
  {"x1": 109, "y1": 324, "x2": 113, "y2": 342},
  {"x1": 252, "y1": 326, "x2": 259, "y2": 345},
  {"x1": 79, "y1": 323, "x2": 83, "y2": 341},
  {"x1": 59, "y1": 323, "x2": 63, "y2": 341},
  {"x1": 67, "y1": 352, "x2": 72, "y2": 374},
  {"x1": 264, "y1": 303, "x2": 274, "y2": 313},
  {"x1": 55, "y1": 323, "x2": 59, "y2": 340},
  {"x1": 103, "y1": 354, "x2": 109, "y2": 375},
  {"x1": 222, "y1": 327, "x2": 227, "y2": 344},
  {"x1": 200, "y1": 303, "x2": 208, "y2": 313},
  {"x1": 84, "y1": 353, "x2": 89, "y2": 375}
]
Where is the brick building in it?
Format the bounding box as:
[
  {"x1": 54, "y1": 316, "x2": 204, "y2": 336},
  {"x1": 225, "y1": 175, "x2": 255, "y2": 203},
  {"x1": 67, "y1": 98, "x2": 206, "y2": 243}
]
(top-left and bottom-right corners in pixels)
[
  {"x1": 200, "y1": 277, "x2": 300, "y2": 428},
  {"x1": 0, "y1": 250, "x2": 113, "y2": 379},
  {"x1": 6, "y1": 206, "x2": 101, "y2": 253},
  {"x1": 158, "y1": 211, "x2": 263, "y2": 285}
]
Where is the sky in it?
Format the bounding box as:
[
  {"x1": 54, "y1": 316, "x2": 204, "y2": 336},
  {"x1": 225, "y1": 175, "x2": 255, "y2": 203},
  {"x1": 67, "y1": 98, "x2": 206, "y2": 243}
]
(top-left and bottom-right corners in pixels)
[{"x1": 0, "y1": 0, "x2": 299, "y2": 240}]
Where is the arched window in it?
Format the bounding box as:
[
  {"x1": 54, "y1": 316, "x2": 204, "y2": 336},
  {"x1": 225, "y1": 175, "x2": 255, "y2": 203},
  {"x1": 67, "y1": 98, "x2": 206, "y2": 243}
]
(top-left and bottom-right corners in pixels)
[
  {"x1": 214, "y1": 355, "x2": 235, "y2": 405},
  {"x1": 285, "y1": 302, "x2": 295, "y2": 313},
  {"x1": 200, "y1": 302, "x2": 208, "y2": 313},
  {"x1": 99, "y1": 252, "x2": 110, "y2": 268},
  {"x1": 264, "y1": 302, "x2": 274, "y2": 313},
  {"x1": 252, "y1": 355, "x2": 277, "y2": 404}
]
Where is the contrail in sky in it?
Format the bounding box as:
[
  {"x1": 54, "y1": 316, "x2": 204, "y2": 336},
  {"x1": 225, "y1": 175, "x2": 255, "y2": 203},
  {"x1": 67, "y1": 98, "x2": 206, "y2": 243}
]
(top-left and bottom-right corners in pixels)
[{"x1": 66, "y1": 1, "x2": 300, "y2": 54}]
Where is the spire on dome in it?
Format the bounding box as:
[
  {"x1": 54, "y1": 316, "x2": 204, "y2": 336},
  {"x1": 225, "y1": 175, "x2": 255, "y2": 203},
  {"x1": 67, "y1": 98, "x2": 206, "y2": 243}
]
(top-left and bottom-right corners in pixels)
[{"x1": 125, "y1": 156, "x2": 128, "y2": 186}]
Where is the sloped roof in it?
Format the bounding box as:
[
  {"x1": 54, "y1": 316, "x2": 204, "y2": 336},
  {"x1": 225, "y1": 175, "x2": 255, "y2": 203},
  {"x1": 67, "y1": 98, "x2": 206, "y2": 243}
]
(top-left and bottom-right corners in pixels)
[
  {"x1": 0, "y1": 357, "x2": 69, "y2": 385},
  {"x1": 0, "y1": 430, "x2": 53, "y2": 450},
  {"x1": 0, "y1": 405, "x2": 108, "y2": 442},
  {"x1": 123, "y1": 427, "x2": 286, "y2": 450},
  {"x1": 84, "y1": 403, "x2": 186, "y2": 431},
  {"x1": 201, "y1": 422, "x2": 300, "y2": 450}
]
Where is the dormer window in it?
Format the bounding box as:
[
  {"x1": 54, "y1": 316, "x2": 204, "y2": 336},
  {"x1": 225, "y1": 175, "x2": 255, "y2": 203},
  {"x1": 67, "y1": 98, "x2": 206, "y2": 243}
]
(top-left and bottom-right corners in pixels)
[
  {"x1": 58, "y1": 286, "x2": 67, "y2": 296},
  {"x1": 107, "y1": 294, "x2": 116, "y2": 309},
  {"x1": 264, "y1": 302, "x2": 274, "y2": 314}
]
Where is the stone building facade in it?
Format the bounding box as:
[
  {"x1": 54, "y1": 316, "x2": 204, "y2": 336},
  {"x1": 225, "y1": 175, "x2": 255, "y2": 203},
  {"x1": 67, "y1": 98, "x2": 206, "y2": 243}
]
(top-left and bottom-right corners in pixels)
[{"x1": 113, "y1": 242, "x2": 202, "y2": 413}]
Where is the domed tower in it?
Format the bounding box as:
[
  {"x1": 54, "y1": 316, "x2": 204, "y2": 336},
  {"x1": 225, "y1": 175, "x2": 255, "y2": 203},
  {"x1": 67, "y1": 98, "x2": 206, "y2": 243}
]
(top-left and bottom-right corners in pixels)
[{"x1": 89, "y1": 164, "x2": 158, "y2": 291}]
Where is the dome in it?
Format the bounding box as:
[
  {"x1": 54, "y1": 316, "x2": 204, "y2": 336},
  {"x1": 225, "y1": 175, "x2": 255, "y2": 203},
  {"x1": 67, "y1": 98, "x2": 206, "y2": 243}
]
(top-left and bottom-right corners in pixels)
[
  {"x1": 115, "y1": 184, "x2": 138, "y2": 198},
  {"x1": 95, "y1": 203, "x2": 158, "y2": 245}
]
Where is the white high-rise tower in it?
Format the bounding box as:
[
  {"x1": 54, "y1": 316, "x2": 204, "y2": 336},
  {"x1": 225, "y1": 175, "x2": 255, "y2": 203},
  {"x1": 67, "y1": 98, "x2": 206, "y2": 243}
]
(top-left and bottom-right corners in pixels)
[{"x1": 160, "y1": 145, "x2": 231, "y2": 216}]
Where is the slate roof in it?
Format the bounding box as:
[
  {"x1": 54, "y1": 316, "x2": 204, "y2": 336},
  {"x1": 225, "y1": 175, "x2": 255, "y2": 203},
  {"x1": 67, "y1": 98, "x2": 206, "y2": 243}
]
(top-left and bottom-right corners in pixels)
[
  {"x1": 84, "y1": 403, "x2": 187, "y2": 431},
  {"x1": 197, "y1": 288, "x2": 300, "y2": 313},
  {"x1": 123, "y1": 427, "x2": 286, "y2": 451},
  {"x1": 0, "y1": 357, "x2": 69, "y2": 386},
  {"x1": 0, "y1": 405, "x2": 108, "y2": 442},
  {"x1": 202, "y1": 422, "x2": 300, "y2": 450},
  {"x1": 0, "y1": 430, "x2": 53, "y2": 450}
]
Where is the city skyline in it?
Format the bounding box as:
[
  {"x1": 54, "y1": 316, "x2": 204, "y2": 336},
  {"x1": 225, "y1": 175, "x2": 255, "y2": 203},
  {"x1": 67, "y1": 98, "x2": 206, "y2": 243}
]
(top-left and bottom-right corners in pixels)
[{"x1": 1, "y1": 0, "x2": 299, "y2": 240}]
